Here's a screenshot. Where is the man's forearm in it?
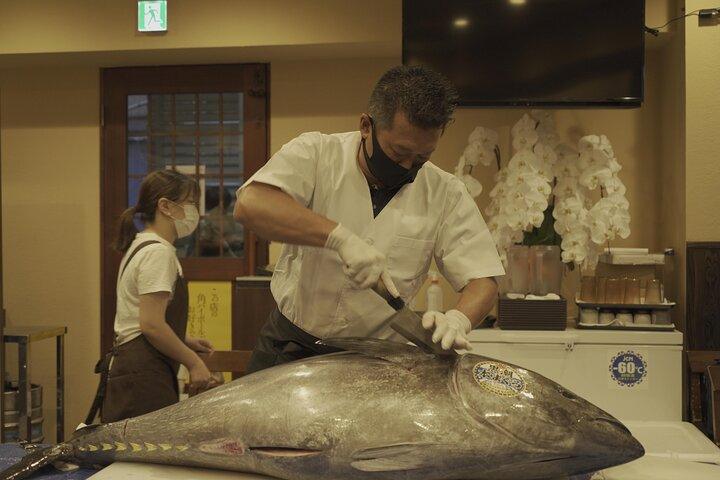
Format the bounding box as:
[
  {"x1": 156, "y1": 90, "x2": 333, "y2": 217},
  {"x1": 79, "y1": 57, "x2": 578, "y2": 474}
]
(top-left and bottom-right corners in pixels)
[
  {"x1": 234, "y1": 182, "x2": 336, "y2": 247},
  {"x1": 453, "y1": 277, "x2": 499, "y2": 326}
]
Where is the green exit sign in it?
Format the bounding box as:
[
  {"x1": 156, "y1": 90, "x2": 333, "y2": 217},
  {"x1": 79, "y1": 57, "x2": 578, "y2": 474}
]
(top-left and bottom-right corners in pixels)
[{"x1": 138, "y1": 1, "x2": 167, "y2": 32}]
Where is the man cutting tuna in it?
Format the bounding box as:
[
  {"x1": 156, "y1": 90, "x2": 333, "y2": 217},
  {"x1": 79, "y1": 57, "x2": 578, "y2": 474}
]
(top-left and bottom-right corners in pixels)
[{"x1": 234, "y1": 65, "x2": 505, "y2": 373}]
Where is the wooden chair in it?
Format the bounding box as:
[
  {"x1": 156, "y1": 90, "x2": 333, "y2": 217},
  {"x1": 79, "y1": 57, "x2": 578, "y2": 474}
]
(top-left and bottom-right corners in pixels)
[
  {"x1": 687, "y1": 350, "x2": 720, "y2": 446},
  {"x1": 188, "y1": 350, "x2": 253, "y2": 397},
  {"x1": 707, "y1": 364, "x2": 720, "y2": 446}
]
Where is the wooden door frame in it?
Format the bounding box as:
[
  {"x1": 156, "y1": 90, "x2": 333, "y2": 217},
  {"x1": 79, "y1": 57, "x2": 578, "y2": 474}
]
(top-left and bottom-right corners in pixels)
[{"x1": 100, "y1": 64, "x2": 269, "y2": 355}]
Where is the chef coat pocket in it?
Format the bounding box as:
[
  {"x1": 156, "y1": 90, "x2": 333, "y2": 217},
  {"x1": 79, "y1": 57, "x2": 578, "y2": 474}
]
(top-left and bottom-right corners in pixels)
[{"x1": 386, "y1": 236, "x2": 433, "y2": 283}]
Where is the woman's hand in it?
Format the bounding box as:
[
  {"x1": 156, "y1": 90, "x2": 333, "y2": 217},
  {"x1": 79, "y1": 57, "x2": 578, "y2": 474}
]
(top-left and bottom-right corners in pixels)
[
  {"x1": 186, "y1": 336, "x2": 214, "y2": 355},
  {"x1": 188, "y1": 358, "x2": 213, "y2": 391}
]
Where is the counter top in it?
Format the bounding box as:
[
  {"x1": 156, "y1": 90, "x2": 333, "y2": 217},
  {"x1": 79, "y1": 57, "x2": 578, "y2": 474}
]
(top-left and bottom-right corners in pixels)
[{"x1": 468, "y1": 325, "x2": 683, "y2": 346}]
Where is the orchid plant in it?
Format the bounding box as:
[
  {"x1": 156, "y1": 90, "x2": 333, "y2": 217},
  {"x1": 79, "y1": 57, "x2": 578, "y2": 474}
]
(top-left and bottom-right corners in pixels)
[{"x1": 454, "y1": 111, "x2": 631, "y2": 272}]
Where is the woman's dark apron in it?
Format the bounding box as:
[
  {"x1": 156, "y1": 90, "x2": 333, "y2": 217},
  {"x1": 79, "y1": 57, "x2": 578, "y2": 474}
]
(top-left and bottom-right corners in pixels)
[{"x1": 85, "y1": 240, "x2": 188, "y2": 424}]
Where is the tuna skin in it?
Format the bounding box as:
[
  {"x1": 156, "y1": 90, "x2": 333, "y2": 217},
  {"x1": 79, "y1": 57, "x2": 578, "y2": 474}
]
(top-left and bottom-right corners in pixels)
[{"x1": 1, "y1": 338, "x2": 644, "y2": 480}]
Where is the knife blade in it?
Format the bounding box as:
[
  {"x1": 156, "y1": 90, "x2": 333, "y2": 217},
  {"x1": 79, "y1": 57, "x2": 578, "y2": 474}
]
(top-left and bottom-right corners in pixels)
[{"x1": 372, "y1": 278, "x2": 454, "y2": 356}]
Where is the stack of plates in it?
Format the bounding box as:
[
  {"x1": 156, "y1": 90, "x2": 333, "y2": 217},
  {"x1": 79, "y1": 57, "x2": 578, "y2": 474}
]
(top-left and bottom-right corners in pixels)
[{"x1": 497, "y1": 296, "x2": 567, "y2": 330}]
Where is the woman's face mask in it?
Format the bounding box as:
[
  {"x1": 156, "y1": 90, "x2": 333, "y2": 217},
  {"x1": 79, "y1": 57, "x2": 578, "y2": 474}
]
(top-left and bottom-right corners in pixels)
[
  {"x1": 362, "y1": 118, "x2": 422, "y2": 189},
  {"x1": 168, "y1": 201, "x2": 200, "y2": 238}
]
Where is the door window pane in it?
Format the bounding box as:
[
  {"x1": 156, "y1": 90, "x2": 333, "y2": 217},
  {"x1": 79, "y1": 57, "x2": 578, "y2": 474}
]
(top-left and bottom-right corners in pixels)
[
  {"x1": 199, "y1": 93, "x2": 221, "y2": 132},
  {"x1": 127, "y1": 92, "x2": 245, "y2": 258},
  {"x1": 127, "y1": 95, "x2": 148, "y2": 133}
]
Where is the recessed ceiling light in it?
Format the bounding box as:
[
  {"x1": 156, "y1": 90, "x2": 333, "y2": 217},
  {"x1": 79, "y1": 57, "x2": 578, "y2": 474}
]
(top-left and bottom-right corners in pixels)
[{"x1": 454, "y1": 17, "x2": 469, "y2": 28}]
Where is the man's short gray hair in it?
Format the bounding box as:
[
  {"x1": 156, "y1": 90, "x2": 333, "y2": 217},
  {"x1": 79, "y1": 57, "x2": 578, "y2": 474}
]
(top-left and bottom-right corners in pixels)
[{"x1": 368, "y1": 64, "x2": 458, "y2": 131}]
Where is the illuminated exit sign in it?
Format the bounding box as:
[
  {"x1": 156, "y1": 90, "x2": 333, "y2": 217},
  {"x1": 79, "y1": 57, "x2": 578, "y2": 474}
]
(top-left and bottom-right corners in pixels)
[{"x1": 138, "y1": 1, "x2": 167, "y2": 32}]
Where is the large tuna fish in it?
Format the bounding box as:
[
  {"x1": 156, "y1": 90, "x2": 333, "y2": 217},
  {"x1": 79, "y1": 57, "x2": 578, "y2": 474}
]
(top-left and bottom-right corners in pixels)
[{"x1": 0, "y1": 338, "x2": 643, "y2": 480}]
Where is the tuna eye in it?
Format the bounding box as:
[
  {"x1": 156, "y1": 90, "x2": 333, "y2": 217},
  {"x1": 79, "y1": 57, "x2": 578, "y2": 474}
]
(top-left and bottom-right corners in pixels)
[{"x1": 559, "y1": 388, "x2": 577, "y2": 400}]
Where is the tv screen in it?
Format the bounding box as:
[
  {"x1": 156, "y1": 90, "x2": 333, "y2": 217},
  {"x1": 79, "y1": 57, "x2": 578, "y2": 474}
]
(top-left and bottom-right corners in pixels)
[{"x1": 402, "y1": 0, "x2": 646, "y2": 108}]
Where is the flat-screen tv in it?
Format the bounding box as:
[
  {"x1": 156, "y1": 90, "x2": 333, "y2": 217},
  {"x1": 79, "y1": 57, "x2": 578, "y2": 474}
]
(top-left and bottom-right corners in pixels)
[{"x1": 402, "y1": 0, "x2": 646, "y2": 108}]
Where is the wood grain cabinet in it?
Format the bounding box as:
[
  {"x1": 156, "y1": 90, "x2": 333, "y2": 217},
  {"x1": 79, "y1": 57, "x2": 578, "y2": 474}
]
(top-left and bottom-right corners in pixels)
[
  {"x1": 232, "y1": 276, "x2": 276, "y2": 350},
  {"x1": 687, "y1": 243, "x2": 720, "y2": 351}
]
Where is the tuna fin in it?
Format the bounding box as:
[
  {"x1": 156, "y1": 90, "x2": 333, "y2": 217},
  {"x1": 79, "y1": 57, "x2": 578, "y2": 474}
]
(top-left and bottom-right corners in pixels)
[
  {"x1": 318, "y1": 337, "x2": 431, "y2": 368},
  {"x1": 248, "y1": 447, "x2": 322, "y2": 458},
  {"x1": 72, "y1": 423, "x2": 103, "y2": 438},
  {"x1": 0, "y1": 443, "x2": 74, "y2": 480},
  {"x1": 350, "y1": 443, "x2": 446, "y2": 472}
]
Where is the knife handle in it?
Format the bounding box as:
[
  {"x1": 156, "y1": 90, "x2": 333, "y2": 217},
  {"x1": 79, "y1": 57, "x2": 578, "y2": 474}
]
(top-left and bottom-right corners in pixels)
[{"x1": 372, "y1": 277, "x2": 405, "y2": 311}]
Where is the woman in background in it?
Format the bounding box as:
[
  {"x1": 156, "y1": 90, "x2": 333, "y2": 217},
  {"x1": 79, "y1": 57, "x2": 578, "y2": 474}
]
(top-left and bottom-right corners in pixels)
[{"x1": 101, "y1": 169, "x2": 214, "y2": 423}]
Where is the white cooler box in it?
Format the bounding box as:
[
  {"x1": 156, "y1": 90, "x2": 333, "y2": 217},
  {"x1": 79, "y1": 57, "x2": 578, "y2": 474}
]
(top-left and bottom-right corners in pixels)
[{"x1": 467, "y1": 326, "x2": 683, "y2": 421}]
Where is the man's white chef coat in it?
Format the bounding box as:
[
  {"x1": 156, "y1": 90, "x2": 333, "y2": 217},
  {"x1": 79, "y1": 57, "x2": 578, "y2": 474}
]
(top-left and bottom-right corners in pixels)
[{"x1": 239, "y1": 131, "x2": 505, "y2": 340}]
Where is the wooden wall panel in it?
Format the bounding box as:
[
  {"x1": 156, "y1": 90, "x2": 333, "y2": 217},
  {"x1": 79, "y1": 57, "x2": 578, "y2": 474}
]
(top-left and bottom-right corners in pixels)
[{"x1": 687, "y1": 243, "x2": 720, "y2": 350}]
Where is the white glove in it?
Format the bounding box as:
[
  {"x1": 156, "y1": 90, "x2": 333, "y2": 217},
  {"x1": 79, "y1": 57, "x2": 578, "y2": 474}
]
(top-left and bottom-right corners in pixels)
[
  {"x1": 325, "y1": 224, "x2": 400, "y2": 296},
  {"x1": 422, "y1": 309, "x2": 473, "y2": 351}
]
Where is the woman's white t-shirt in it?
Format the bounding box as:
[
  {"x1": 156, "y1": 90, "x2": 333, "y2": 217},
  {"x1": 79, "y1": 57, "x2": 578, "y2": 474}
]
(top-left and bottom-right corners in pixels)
[{"x1": 113, "y1": 232, "x2": 183, "y2": 345}]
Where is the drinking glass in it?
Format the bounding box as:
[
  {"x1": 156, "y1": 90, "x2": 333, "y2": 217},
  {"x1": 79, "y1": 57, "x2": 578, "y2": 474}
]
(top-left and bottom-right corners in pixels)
[
  {"x1": 530, "y1": 245, "x2": 562, "y2": 296},
  {"x1": 605, "y1": 277, "x2": 623, "y2": 304},
  {"x1": 595, "y1": 277, "x2": 607, "y2": 303},
  {"x1": 645, "y1": 279, "x2": 663, "y2": 304},
  {"x1": 579, "y1": 276, "x2": 596, "y2": 302},
  {"x1": 506, "y1": 245, "x2": 530, "y2": 295},
  {"x1": 624, "y1": 278, "x2": 641, "y2": 304}
]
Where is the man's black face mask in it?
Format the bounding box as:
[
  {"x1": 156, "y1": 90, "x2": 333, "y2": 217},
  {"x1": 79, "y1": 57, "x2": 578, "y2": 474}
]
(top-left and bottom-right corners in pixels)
[{"x1": 362, "y1": 118, "x2": 421, "y2": 189}]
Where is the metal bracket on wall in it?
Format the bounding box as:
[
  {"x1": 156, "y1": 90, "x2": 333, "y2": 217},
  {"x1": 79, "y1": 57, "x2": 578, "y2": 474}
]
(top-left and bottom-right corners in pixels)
[{"x1": 699, "y1": 8, "x2": 720, "y2": 26}]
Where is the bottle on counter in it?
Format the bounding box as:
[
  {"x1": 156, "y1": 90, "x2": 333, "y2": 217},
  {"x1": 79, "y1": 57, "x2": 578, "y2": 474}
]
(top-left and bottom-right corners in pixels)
[{"x1": 426, "y1": 270, "x2": 444, "y2": 312}]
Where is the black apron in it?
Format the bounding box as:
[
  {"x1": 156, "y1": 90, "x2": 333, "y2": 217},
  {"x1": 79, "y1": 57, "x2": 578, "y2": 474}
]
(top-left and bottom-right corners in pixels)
[
  {"x1": 86, "y1": 240, "x2": 188, "y2": 424},
  {"x1": 245, "y1": 307, "x2": 342, "y2": 375}
]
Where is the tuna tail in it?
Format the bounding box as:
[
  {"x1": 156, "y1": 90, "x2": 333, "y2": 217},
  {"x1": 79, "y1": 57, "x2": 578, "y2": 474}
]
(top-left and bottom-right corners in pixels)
[{"x1": 0, "y1": 443, "x2": 74, "y2": 480}]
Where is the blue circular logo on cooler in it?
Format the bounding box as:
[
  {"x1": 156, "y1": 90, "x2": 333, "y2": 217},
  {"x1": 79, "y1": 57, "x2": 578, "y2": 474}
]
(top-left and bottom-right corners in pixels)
[{"x1": 609, "y1": 351, "x2": 647, "y2": 387}]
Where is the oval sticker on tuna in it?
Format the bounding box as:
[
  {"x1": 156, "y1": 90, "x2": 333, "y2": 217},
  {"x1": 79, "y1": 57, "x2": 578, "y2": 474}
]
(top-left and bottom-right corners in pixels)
[{"x1": 472, "y1": 361, "x2": 526, "y2": 397}]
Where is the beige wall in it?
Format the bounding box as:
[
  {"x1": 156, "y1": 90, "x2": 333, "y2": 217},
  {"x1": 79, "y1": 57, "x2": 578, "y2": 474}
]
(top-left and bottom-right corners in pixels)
[
  {"x1": 0, "y1": 0, "x2": 712, "y2": 439},
  {"x1": 686, "y1": 1, "x2": 720, "y2": 240},
  {"x1": 0, "y1": 67, "x2": 101, "y2": 441},
  {"x1": 0, "y1": 0, "x2": 401, "y2": 441}
]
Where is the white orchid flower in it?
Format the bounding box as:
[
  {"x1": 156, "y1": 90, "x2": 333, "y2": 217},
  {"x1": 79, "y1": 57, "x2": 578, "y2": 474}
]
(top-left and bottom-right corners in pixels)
[
  {"x1": 553, "y1": 215, "x2": 573, "y2": 236},
  {"x1": 493, "y1": 168, "x2": 508, "y2": 183},
  {"x1": 533, "y1": 143, "x2": 558, "y2": 166},
  {"x1": 454, "y1": 155, "x2": 466, "y2": 178},
  {"x1": 461, "y1": 143, "x2": 481, "y2": 166},
  {"x1": 488, "y1": 181, "x2": 508, "y2": 199},
  {"x1": 459, "y1": 173, "x2": 483, "y2": 198},
  {"x1": 511, "y1": 113, "x2": 537, "y2": 136},
  {"x1": 587, "y1": 211, "x2": 612, "y2": 244},
  {"x1": 553, "y1": 158, "x2": 580, "y2": 180},
  {"x1": 508, "y1": 149, "x2": 539, "y2": 172},
  {"x1": 603, "y1": 175, "x2": 627, "y2": 195},
  {"x1": 578, "y1": 135, "x2": 601, "y2": 153},
  {"x1": 476, "y1": 145, "x2": 497, "y2": 167},
  {"x1": 553, "y1": 177, "x2": 579, "y2": 199},
  {"x1": 578, "y1": 149, "x2": 611, "y2": 171},
  {"x1": 485, "y1": 201, "x2": 500, "y2": 217},
  {"x1": 579, "y1": 165, "x2": 613, "y2": 190},
  {"x1": 607, "y1": 157, "x2": 622, "y2": 174},
  {"x1": 555, "y1": 195, "x2": 585, "y2": 217},
  {"x1": 512, "y1": 130, "x2": 539, "y2": 151},
  {"x1": 530, "y1": 109, "x2": 554, "y2": 125},
  {"x1": 468, "y1": 126, "x2": 499, "y2": 149},
  {"x1": 464, "y1": 114, "x2": 629, "y2": 271},
  {"x1": 555, "y1": 144, "x2": 578, "y2": 163},
  {"x1": 561, "y1": 229, "x2": 589, "y2": 262},
  {"x1": 598, "y1": 134, "x2": 615, "y2": 158}
]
